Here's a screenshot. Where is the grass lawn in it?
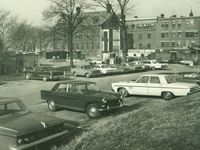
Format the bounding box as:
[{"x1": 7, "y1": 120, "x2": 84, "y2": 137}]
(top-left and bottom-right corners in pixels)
[{"x1": 60, "y1": 93, "x2": 200, "y2": 150}]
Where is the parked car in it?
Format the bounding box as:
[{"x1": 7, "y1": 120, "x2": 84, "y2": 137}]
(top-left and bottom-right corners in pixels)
[
  {"x1": 71, "y1": 64, "x2": 102, "y2": 78},
  {"x1": 142, "y1": 60, "x2": 168, "y2": 70},
  {"x1": 41, "y1": 81, "x2": 123, "y2": 118},
  {"x1": 0, "y1": 97, "x2": 77, "y2": 150},
  {"x1": 111, "y1": 74, "x2": 200, "y2": 100},
  {"x1": 93, "y1": 64, "x2": 118, "y2": 75},
  {"x1": 180, "y1": 60, "x2": 194, "y2": 66},
  {"x1": 23, "y1": 66, "x2": 66, "y2": 81}
]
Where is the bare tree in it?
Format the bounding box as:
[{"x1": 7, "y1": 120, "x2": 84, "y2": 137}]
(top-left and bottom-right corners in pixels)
[
  {"x1": 92, "y1": 0, "x2": 133, "y2": 63},
  {"x1": 43, "y1": 0, "x2": 87, "y2": 67}
]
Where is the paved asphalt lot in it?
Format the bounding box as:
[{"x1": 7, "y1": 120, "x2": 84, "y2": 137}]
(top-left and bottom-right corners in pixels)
[{"x1": 0, "y1": 64, "x2": 199, "y2": 124}]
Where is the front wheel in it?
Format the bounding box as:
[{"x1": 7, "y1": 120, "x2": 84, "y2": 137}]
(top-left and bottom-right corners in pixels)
[
  {"x1": 118, "y1": 88, "x2": 129, "y2": 97},
  {"x1": 86, "y1": 104, "x2": 101, "y2": 119},
  {"x1": 43, "y1": 77, "x2": 48, "y2": 81},
  {"x1": 48, "y1": 100, "x2": 57, "y2": 111},
  {"x1": 86, "y1": 73, "x2": 91, "y2": 78},
  {"x1": 162, "y1": 92, "x2": 174, "y2": 100}
]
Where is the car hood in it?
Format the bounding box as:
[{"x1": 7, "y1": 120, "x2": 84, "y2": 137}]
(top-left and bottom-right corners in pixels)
[
  {"x1": 89, "y1": 91, "x2": 120, "y2": 100},
  {"x1": 168, "y1": 82, "x2": 199, "y2": 88},
  {"x1": 112, "y1": 81, "x2": 134, "y2": 85},
  {"x1": 0, "y1": 113, "x2": 65, "y2": 136}
]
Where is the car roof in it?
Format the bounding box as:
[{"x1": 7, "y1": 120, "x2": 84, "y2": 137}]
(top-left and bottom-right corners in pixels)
[
  {"x1": 57, "y1": 80, "x2": 96, "y2": 84},
  {"x1": 0, "y1": 97, "x2": 21, "y2": 104},
  {"x1": 141, "y1": 74, "x2": 168, "y2": 77}
]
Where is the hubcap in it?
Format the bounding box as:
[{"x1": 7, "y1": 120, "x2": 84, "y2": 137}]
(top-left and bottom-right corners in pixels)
[
  {"x1": 49, "y1": 101, "x2": 55, "y2": 110},
  {"x1": 89, "y1": 107, "x2": 97, "y2": 117},
  {"x1": 119, "y1": 89, "x2": 127, "y2": 97}
]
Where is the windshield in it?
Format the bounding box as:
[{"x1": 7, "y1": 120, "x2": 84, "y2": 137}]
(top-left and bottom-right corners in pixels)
[
  {"x1": 87, "y1": 83, "x2": 99, "y2": 92},
  {"x1": 152, "y1": 60, "x2": 159, "y2": 64},
  {"x1": 0, "y1": 101, "x2": 28, "y2": 117},
  {"x1": 165, "y1": 75, "x2": 177, "y2": 84},
  {"x1": 84, "y1": 65, "x2": 93, "y2": 69},
  {"x1": 101, "y1": 64, "x2": 109, "y2": 68}
]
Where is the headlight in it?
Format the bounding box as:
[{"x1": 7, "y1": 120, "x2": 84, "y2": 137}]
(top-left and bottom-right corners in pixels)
[{"x1": 102, "y1": 98, "x2": 107, "y2": 104}]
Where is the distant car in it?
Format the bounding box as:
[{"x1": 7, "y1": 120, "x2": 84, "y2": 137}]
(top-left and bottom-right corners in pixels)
[
  {"x1": 71, "y1": 64, "x2": 102, "y2": 78},
  {"x1": 0, "y1": 97, "x2": 76, "y2": 150},
  {"x1": 23, "y1": 66, "x2": 66, "y2": 81},
  {"x1": 142, "y1": 60, "x2": 168, "y2": 70},
  {"x1": 180, "y1": 60, "x2": 194, "y2": 66},
  {"x1": 111, "y1": 74, "x2": 200, "y2": 100},
  {"x1": 94, "y1": 64, "x2": 118, "y2": 75},
  {"x1": 41, "y1": 81, "x2": 123, "y2": 118}
]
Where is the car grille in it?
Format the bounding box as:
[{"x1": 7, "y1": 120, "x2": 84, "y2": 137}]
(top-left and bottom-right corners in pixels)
[{"x1": 107, "y1": 100, "x2": 121, "y2": 107}]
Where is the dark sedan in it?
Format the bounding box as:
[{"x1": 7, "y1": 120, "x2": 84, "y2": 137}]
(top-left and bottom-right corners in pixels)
[
  {"x1": 0, "y1": 97, "x2": 76, "y2": 150},
  {"x1": 41, "y1": 81, "x2": 123, "y2": 118}
]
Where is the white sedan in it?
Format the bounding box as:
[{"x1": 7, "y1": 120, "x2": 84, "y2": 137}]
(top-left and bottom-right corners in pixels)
[
  {"x1": 142, "y1": 60, "x2": 168, "y2": 70},
  {"x1": 111, "y1": 74, "x2": 200, "y2": 100},
  {"x1": 94, "y1": 64, "x2": 117, "y2": 75}
]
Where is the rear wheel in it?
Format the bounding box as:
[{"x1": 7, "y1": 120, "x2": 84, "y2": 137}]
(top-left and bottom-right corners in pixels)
[
  {"x1": 86, "y1": 73, "x2": 91, "y2": 78},
  {"x1": 162, "y1": 92, "x2": 174, "y2": 100},
  {"x1": 118, "y1": 88, "x2": 129, "y2": 97},
  {"x1": 86, "y1": 104, "x2": 101, "y2": 119},
  {"x1": 48, "y1": 100, "x2": 57, "y2": 111}
]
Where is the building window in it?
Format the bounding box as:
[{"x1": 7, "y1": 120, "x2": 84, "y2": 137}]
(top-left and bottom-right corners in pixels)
[
  {"x1": 177, "y1": 32, "x2": 182, "y2": 38},
  {"x1": 147, "y1": 33, "x2": 151, "y2": 39},
  {"x1": 161, "y1": 33, "x2": 165, "y2": 38},
  {"x1": 139, "y1": 43, "x2": 143, "y2": 49},
  {"x1": 171, "y1": 42, "x2": 176, "y2": 47},
  {"x1": 178, "y1": 22, "x2": 181, "y2": 28},
  {"x1": 132, "y1": 24, "x2": 135, "y2": 29},
  {"x1": 172, "y1": 22, "x2": 176, "y2": 28},
  {"x1": 166, "y1": 42, "x2": 170, "y2": 47},
  {"x1": 147, "y1": 43, "x2": 151, "y2": 49},
  {"x1": 97, "y1": 42, "x2": 100, "y2": 49},
  {"x1": 139, "y1": 34, "x2": 142, "y2": 40},
  {"x1": 171, "y1": 32, "x2": 176, "y2": 38},
  {"x1": 161, "y1": 42, "x2": 165, "y2": 47}
]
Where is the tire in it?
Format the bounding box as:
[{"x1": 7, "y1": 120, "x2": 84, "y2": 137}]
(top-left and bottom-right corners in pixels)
[
  {"x1": 73, "y1": 72, "x2": 77, "y2": 77},
  {"x1": 162, "y1": 92, "x2": 174, "y2": 100},
  {"x1": 25, "y1": 74, "x2": 30, "y2": 80},
  {"x1": 86, "y1": 104, "x2": 101, "y2": 119},
  {"x1": 86, "y1": 73, "x2": 91, "y2": 78},
  {"x1": 48, "y1": 100, "x2": 57, "y2": 111},
  {"x1": 118, "y1": 88, "x2": 129, "y2": 97},
  {"x1": 43, "y1": 77, "x2": 47, "y2": 81}
]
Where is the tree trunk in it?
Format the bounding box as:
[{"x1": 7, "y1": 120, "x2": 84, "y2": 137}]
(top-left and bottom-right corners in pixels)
[{"x1": 68, "y1": 30, "x2": 73, "y2": 68}]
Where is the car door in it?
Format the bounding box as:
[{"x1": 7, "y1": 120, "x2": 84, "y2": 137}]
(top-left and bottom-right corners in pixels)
[
  {"x1": 64, "y1": 84, "x2": 86, "y2": 110},
  {"x1": 130, "y1": 76, "x2": 149, "y2": 95},
  {"x1": 53, "y1": 83, "x2": 68, "y2": 106},
  {"x1": 147, "y1": 76, "x2": 162, "y2": 96}
]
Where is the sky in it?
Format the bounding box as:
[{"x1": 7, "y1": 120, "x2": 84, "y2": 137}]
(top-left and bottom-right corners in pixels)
[{"x1": 0, "y1": 0, "x2": 199, "y2": 26}]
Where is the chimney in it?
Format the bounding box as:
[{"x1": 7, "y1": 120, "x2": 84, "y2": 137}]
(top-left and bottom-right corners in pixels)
[
  {"x1": 160, "y1": 14, "x2": 164, "y2": 18},
  {"x1": 189, "y1": 9, "x2": 194, "y2": 17},
  {"x1": 134, "y1": 16, "x2": 138, "y2": 18},
  {"x1": 106, "y1": 4, "x2": 112, "y2": 13},
  {"x1": 172, "y1": 15, "x2": 177, "y2": 17}
]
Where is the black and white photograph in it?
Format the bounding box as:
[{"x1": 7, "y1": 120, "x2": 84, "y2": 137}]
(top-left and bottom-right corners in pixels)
[{"x1": 1, "y1": 0, "x2": 200, "y2": 149}]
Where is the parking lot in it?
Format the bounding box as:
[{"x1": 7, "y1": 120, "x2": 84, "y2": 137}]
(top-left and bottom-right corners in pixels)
[{"x1": 0, "y1": 64, "x2": 199, "y2": 126}]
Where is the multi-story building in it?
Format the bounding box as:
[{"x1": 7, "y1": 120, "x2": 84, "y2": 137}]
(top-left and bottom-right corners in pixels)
[
  {"x1": 127, "y1": 10, "x2": 200, "y2": 62},
  {"x1": 126, "y1": 17, "x2": 157, "y2": 58},
  {"x1": 73, "y1": 8, "x2": 119, "y2": 62}
]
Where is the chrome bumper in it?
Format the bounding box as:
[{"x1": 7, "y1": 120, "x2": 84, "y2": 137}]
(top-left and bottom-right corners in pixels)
[
  {"x1": 9, "y1": 130, "x2": 68, "y2": 150},
  {"x1": 99, "y1": 103, "x2": 123, "y2": 111}
]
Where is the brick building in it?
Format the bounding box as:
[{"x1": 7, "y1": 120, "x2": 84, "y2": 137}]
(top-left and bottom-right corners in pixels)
[{"x1": 127, "y1": 10, "x2": 200, "y2": 62}]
